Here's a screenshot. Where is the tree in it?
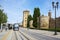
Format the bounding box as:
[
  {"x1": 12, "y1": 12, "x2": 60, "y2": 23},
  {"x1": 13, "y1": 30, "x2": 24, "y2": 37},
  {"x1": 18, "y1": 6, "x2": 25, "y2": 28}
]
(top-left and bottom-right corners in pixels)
[
  {"x1": 27, "y1": 15, "x2": 32, "y2": 28},
  {"x1": 33, "y1": 8, "x2": 40, "y2": 28},
  {"x1": 0, "y1": 9, "x2": 8, "y2": 28}
]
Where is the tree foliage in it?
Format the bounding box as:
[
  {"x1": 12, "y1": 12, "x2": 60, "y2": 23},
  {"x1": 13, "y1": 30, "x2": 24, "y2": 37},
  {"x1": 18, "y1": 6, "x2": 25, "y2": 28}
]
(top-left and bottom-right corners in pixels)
[
  {"x1": 0, "y1": 9, "x2": 8, "y2": 26},
  {"x1": 27, "y1": 15, "x2": 32, "y2": 28},
  {"x1": 33, "y1": 8, "x2": 40, "y2": 28}
]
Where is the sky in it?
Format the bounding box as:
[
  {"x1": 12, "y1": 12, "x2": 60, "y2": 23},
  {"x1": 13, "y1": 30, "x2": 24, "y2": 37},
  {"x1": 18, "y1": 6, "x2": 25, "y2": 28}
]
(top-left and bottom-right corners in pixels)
[{"x1": 0, "y1": 0, "x2": 60, "y2": 24}]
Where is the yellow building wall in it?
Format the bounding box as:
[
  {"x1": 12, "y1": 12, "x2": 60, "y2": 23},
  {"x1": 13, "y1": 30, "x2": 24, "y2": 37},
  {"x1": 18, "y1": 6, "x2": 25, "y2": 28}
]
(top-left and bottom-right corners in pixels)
[
  {"x1": 23, "y1": 10, "x2": 29, "y2": 28},
  {"x1": 40, "y1": 16, "x2": 49, "y2": 29}
]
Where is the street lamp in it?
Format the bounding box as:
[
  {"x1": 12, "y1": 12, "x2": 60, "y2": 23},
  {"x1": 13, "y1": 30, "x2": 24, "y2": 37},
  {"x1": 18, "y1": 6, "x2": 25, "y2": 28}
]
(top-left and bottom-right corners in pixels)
[{"x1": 52, "y1": 2, "x2": 59, "y2": 35}]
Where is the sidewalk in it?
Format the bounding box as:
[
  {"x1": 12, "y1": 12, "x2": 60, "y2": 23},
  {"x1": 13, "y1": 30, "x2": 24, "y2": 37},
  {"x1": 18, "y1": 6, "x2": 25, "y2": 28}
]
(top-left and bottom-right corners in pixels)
[
  {"x1": 1, "y1": 30, "x2": 13, "y2": 40},
  {"x1": 0, "y1": 29, "x2": 8, "y2": 32},
  {"x1": 29, "y1": 29, "x2": 60, "y2": 39}
]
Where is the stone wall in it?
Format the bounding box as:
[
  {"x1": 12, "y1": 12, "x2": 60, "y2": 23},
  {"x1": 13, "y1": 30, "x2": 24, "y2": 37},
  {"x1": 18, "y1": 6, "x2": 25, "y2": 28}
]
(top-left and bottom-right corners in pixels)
[
  {"x1": 40, "y1": 16, "x2": 49, "y2": 29},
  {"x1": 50, "y1": 17, "x2": 60, "y2": 28}
]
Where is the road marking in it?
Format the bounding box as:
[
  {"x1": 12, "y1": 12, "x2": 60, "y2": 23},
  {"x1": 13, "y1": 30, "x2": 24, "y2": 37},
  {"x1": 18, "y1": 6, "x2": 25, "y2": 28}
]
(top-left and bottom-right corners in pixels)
[
  {"x1": 19, "y1": 31, "x2": 29, "y2": 40},
  {"x1": 1, "y1": 30, "x2": 12, "y2": 40},
  {"x1": 14, "y1": 31, "x2": 18, "y2": 40}
]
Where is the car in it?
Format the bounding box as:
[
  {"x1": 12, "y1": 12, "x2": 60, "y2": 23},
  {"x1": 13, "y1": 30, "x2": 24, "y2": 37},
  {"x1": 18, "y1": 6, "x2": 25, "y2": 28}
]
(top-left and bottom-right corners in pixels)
[
  {"x1": 13, "y1": 24, "x2": 19, "y2": 31},
  {"x1": 13, "y1": 27, "x2": 19, "y2": 31}
]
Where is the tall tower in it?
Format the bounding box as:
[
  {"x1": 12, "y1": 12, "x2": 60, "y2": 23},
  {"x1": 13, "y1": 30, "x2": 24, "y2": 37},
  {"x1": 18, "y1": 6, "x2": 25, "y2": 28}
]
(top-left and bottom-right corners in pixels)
[
  {"x1": 48, "y1": 10, "x2": 51, "y2": 19},
  {"x1": 48, "y1": 10, "x2": 51, "y2": 28},
  {"x1": 23, "y1": 10, "x2": 29, "y2": 28}
]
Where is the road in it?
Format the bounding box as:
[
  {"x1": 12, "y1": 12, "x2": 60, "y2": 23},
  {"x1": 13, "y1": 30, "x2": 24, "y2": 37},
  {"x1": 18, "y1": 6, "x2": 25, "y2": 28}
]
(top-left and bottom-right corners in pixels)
[
  {"x1": 11, "y1": 31, "x2": 29, "y2": 40},
  {"x1": 0, "y1": 27, "x2": 60, "y2": 40},
  {"x1": 19, "y1": 27, "x2": 60, "y2": 40}
]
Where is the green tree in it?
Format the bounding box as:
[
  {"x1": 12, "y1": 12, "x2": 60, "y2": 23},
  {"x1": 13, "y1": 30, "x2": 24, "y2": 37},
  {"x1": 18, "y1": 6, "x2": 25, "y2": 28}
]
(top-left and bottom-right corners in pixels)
[
  {"x1": 0, "y1": 9, "x2": 8, "y2": 28},
  {"x1": 33, "y1": 8, "x2": 40, "y2": 28},
  {"x1": 27, "y1": 15, "x2": 32, "y2": 28}
]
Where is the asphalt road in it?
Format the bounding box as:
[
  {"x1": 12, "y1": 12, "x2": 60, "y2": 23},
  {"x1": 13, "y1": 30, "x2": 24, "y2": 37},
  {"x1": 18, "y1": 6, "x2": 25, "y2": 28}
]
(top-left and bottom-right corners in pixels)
[
  {"x1": 19, "y1": 27, "x2": 60, "y2": 40},
  {"x1": 12, "y1": 31, "x2": 30, "y2": 40},
  {"x1": 0, "y1": 28, "x2": 60, "y2": 40}
]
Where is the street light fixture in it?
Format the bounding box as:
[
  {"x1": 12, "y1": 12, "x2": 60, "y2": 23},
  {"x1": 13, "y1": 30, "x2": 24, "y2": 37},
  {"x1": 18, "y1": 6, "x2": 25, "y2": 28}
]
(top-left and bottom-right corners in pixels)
[{"x1": 52, "y1": 2, "x2": 59, "y2": 35}]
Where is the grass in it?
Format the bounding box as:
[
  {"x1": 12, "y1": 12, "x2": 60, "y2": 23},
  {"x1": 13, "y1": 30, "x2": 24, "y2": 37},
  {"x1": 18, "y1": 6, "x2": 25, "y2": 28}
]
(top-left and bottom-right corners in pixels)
[
  {"x1": 40, "y1": 28, "x2": 60, "y2": 32},
  {"x1": 28, "y1": 27, "x2": 60, "y2": 32}
]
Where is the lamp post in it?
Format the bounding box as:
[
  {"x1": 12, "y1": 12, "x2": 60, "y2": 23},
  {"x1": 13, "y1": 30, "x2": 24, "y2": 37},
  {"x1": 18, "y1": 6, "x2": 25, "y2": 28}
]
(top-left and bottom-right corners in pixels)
[{"x1": 52, "y1": 2, "x2": 59, "y2": 35}]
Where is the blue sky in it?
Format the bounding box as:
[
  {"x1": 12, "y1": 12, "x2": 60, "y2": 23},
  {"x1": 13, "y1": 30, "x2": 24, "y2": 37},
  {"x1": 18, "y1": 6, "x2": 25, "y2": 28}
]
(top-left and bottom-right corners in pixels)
[{"x1": 0, "y1": 0, "x2": 60, "y2": 24}]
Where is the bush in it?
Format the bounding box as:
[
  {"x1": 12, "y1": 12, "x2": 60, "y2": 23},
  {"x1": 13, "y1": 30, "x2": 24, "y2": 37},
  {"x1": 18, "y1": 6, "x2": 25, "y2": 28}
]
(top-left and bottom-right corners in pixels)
[{"x1": 40, "y1": 28, "x2": 60, "y2": 32}]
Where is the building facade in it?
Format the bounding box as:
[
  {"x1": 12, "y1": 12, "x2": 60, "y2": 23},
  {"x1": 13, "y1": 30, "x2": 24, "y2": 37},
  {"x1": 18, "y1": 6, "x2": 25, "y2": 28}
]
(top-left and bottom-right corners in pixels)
[
  {"x1": 40, "y1": 15, "x2": 49, "y2": 29},
  {"x1": 23, "y1": 10, "x2": 29, "y2": 28},
  {"x1": 37, "y1": 11, "x2": 51, "y2": 29},
  {"x1": 48, "y1": 10, "x2": 51, "y2": 28}
]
